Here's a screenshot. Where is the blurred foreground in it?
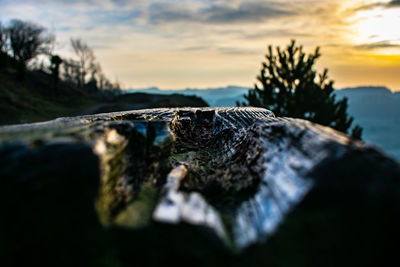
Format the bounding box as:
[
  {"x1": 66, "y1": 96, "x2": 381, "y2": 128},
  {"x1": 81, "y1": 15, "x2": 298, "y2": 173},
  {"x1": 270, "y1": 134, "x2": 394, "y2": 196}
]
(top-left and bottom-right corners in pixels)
[{"x1": 1, "y1": 107, "x2": 399, "y2": 266}]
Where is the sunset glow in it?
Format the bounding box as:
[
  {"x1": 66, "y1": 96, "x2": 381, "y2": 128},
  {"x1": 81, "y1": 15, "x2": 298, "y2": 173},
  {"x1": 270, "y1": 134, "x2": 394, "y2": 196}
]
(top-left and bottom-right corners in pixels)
[
  {"x1": 0, "y1": 0, "x2": 399, "y2": 90},
  {"x1": 353, "y1": 8, "x2": 400, "y2": 47}
]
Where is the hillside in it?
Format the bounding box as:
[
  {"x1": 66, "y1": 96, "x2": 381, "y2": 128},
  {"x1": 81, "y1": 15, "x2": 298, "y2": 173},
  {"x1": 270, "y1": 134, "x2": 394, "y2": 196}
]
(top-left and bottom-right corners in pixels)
[
  {"x1": 126, "y1": 86, "x2": 249, "y2": 106},
  {"x1": 0, "y1": 69, "x2": 207, "y2": 125},
  {"x1": 0, "y1": 69, "x2": 97, "y2": 125},
  {"x1": 83, "y1": 93, "x2": 208, "y2": 115}
]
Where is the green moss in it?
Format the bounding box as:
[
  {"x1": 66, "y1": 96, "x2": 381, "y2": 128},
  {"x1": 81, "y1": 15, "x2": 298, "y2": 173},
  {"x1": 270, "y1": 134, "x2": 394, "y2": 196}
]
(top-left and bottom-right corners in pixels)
[
  {"x1": 96, "y1": 139, "x2": 128, "y2": 225},
  {"x1": 219, "y1": 212, "x2": 237, "y2": 251},
  {"x1": 169, "y1": 151, "x2": 196, "y2": 164},
  {"x1": 95, "y1": 122, "x2": 173, "y2": 228},
  {"x1": 113, "y1": 185, "x2": 158, "y2": 228}
]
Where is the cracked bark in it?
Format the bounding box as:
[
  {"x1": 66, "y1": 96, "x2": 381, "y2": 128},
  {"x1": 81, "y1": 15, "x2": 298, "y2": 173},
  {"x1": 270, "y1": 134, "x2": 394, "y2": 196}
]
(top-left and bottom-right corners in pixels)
[{"x1": 1, "y1": 107, "x2": 399, "y2": 266}]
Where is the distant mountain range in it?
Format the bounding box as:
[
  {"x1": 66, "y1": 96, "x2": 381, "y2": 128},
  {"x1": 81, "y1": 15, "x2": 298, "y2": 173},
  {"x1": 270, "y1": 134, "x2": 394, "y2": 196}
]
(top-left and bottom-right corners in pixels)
[
  {"x1": 335, "y1": 86, "x2": 400, "y2": 161},
  {"x1": 126, "y1": 86, "x2": 400, "y2": 161}
]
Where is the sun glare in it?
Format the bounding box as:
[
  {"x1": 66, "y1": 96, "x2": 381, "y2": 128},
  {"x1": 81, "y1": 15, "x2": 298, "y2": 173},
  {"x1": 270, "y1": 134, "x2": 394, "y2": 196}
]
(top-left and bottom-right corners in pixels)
[{"x1": 352, "y1": 7, "x2": 400, "y2": 47}]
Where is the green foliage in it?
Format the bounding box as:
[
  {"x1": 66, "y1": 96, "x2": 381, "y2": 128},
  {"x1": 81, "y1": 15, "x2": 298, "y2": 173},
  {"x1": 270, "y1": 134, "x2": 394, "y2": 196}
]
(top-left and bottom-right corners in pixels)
[
  {"x1": 351, "y1": 125, "x2": 363, "y2": 140},
  {"x1": 242, "y1": 40, "x2": 362, "y2": 138}
]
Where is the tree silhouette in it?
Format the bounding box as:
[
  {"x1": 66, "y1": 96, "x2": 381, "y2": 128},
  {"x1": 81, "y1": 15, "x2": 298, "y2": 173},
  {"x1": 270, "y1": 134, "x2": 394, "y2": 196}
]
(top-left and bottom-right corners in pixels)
[
  {"x1": 49, "y1": 54, "x2": 63, "y2": 94},
  {"x1": 68, "y1": 38, "x2": 120, "y2": 94},
  {"x1": 0, "y1": 22, "x2": 8, "y2": 69},
  {"x1": 241, "y1": 40, "x2": 362, "y2": 138},
  {"x1": 7, "y1": 19, "x2": 54, "y2": 78},
  {"x1": 70, "y1": 38, "x2": 96, "y2": 89},
  {"x1": 0, "y1": 22, "x2": 6, "y2": 52}
]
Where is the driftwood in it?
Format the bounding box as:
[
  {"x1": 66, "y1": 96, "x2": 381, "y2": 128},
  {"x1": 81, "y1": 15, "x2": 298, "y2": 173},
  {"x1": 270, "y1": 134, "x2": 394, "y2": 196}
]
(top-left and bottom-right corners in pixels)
[{"x1": 1, "y1": 107, "x2": 399, "y2": 266}]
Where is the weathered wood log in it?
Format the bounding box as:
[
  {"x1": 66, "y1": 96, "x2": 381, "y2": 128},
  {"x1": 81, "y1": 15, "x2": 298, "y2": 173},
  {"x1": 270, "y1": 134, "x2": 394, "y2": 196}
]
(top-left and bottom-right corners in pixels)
[{"x1": 0, "y1": 107, "x2": 399, "y2": 266}]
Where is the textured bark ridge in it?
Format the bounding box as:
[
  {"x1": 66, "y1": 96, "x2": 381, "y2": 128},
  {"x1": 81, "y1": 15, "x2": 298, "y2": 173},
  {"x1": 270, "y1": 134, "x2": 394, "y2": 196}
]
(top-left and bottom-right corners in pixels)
[{"x1": 1, "y1": 107, "x2": 399, "y2": 266}]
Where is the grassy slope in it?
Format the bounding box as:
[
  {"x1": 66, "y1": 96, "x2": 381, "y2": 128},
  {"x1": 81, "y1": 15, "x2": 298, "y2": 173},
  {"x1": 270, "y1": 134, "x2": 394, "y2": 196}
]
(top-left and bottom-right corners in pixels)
[
  {"x1": 0, "y1": 71, "x2": 96, "y2": 125},
  {"x1": 0, "y1": 69, "x2": 208, "y2": 125}
]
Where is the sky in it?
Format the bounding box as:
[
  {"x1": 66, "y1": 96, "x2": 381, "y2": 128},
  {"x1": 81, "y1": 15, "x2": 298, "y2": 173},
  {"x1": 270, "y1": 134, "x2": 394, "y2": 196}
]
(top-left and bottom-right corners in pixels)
[{"x1": 0, "y1": 0, "x2": 399, "y2": 90}]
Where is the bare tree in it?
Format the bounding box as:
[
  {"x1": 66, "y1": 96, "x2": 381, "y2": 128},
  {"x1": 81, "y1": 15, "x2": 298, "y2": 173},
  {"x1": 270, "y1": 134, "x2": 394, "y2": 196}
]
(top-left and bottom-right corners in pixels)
[
  {"x1": 0, "y1": 22, "x2": 8, "y2": 53},
  {"x1": 70, "y1": 38, "x2": 95, "y2": 88},
  {"x1": 98, "y1": 73, "x2": 107, "y2": 90},
  {"x1": 62, "y1": 58, "x2": 80, "y2": 84},
  {"x1": 7, "y1": 19, "x2": 54, "y2": 75},
  {"x1": 0, "y1": 21, "x2": 8, "y2": 68},
  {"x1": 89, "y1": 61, "x2": 101, "y2": 81}
]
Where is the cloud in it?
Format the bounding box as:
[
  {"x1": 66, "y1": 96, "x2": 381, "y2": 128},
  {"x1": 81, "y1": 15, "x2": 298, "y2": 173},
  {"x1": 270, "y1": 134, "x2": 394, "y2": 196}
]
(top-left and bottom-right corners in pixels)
[
  {"x1": 354, "y1": 0, "x2": 400, "y2": 11},
  {"x1": 355, "y1": 40, "x2": 400, "y2": 50},
  {"x1": 387, "y1": 0, "x2": 400, "y2": 7},
  {"x1": 182, "y1": 45, "x2": 212, "y2": 51},
  {"x1": 0, "y1": 0, "x2": 117, "y2": 9},
  {"x1": 147, "y1": 3, "x2": 196, "y2": 24},
  {"x1": 217, "y1": 47, "x2": 258, "y2": 55},
  {"x1": 244, "y1": 29, "x2": 313, "y2": 39},
  {"x1": 201, "y1": 2, "x2": 295, "y2": 23},
  {"x1": 147, "y1": 1, "x2": 296, "y2": 25}
]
